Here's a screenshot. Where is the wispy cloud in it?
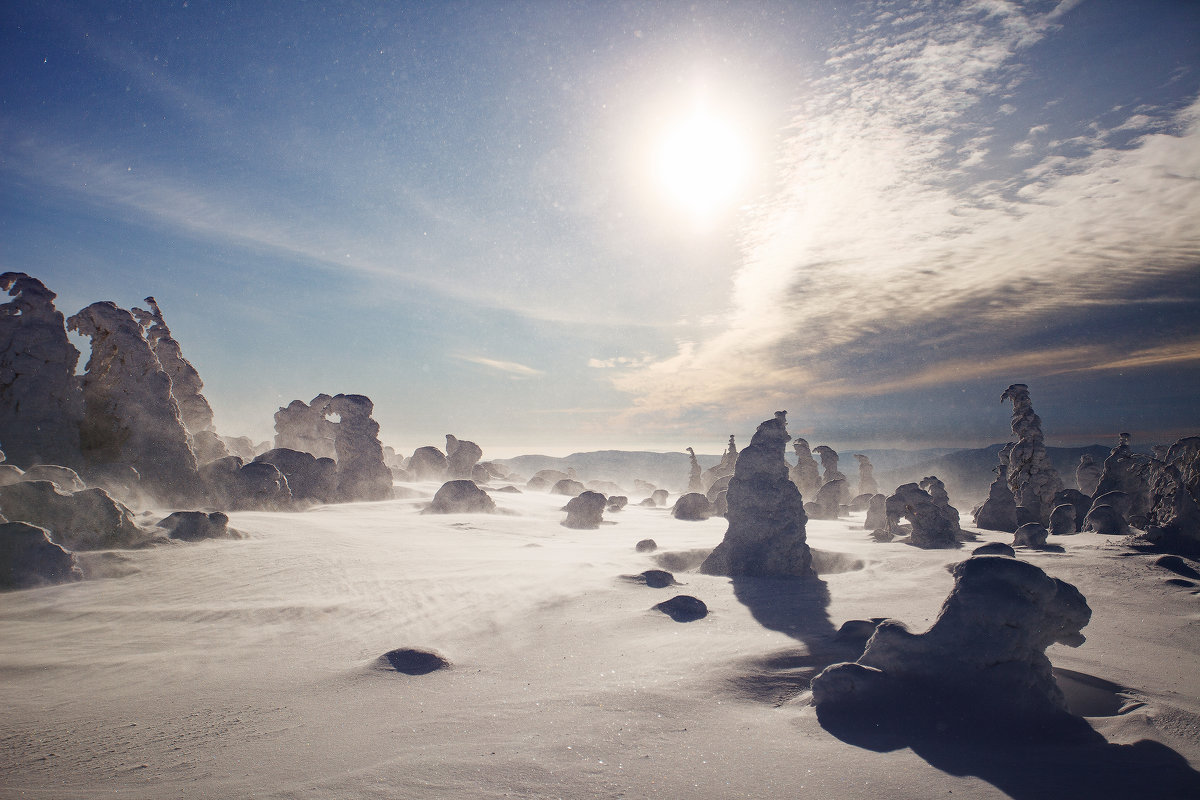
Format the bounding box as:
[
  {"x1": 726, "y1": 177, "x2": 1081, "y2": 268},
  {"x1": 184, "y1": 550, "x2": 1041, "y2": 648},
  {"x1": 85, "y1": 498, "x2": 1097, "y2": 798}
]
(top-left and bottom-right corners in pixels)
[
  {"x1": 454, "y1": 355, "x2": 544, "y2": 377},
  {"x1": 611, "y1": 2, "x2": 1200, "y2": 420}
]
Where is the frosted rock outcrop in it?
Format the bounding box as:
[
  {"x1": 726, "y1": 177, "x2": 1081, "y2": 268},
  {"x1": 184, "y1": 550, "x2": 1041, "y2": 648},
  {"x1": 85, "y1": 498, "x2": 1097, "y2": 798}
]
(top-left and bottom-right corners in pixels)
[
  {"x1": 811, "y1": 556, "x2": 1091, "y2": 722},
  {"x1": 132, "y1": 297, "x2": 228, "y2": 464},
  {"x1": 1, "y1": 521, "x2": 83, "y2": 590},
  {"x1": 700, "y1": 411, "x2": 812, "y2": 578},
  {"x1": 550, "y1": 479, "x2": 585, "y2": 497},
  {"x1": 199, "y1": 457, "x2": 291, "y2": 511},
  {"x1": 445, "y1": 435, "x2": 484, "y2": 480},
  {"x1": 0, "y1": 480, "x2": 150, "y2": 550},
  {"x1": 0, "y1": 273, "x2": 84, "y2": 470},
  {"x1": 1083, "y1": 504, "x2": 1126, "y2": 535},
  {"x1": 1076, "y1": 454, "x2": 1102, "y2": 497},
  {"x1": 273, "y1": 394, "x2": 337, "y2": 459},
  {"x1": 854, "y1": 454, "x2": 878, "y2": 496},
  {"x1": 253, "y1": 448, "x2": 337, "y2": 504},
  {"x1": 671, "y1": 492, "x2": 713, "y2": 521},
  {"x1": 701, "y1": 436, "x2": 738, "y2": 491},
  {"x1": 1093, "y1": 433, "x2": 1151, "y2": 522},
  {"x1": 1000, "y1": 384, "x2": 1063, "y2": 524},
  {"x1": 864, "y1": 493, "x2": 887, "y2": 531},
  {"x1": 68, "y1": 302, "x2": 200, "y2": 504},
  {"x1": 1013, "y1": 522, "x2": 1049, "y2": 548},
  {"x1": 789, "y1": 438, "x2": 822, "y2": 500},
  {"x1": 918, "y1": 475, "x2": 963, "y2": 534},
  {"x1": 157, "y1": 510, "x2": 237, "y2": 541},
  {"x1": 1050, "y1": 489, "x2": 1090, "y2": 533},
  {"x1": 328, "y1": 394, "x2": 393, "y2": 503},
  {"x1": 1047, "y1": 504, "x2": 1077, "y2": 536},
  {"x1": 409, "y1": 446, "x2": 449, "y2": 481},
  {"x1": 807, "y1": 479, "x2": 845, "y2": 520},
  {"x1": 883, "y1": 483, "x2": 960, "y2": 549},
  {"x1": 972, "y1": 446, "x2": 1018, "y2": 533},
  {"x1": 686, "y1": 447, "x2": 704, "y2": 493},
  {"x1": 562, "y1": 490, "x2": 606, "y2": 529},
  {"x1": 21, "y1": 465, "x2": 85, "y2": 493},
  {"x1": 1142, "y1": 440, "x2": 1200, "y2": 554},
  {"x1": 814, "y1": 445, "x2": 851, "y2": 506},
  {"x1": 426, "y1": 480, "x2": 496, "y2": 514}
]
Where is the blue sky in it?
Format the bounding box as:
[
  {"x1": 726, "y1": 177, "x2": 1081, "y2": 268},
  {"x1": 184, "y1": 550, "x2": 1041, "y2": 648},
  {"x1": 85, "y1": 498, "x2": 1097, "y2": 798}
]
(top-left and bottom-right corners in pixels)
[{"x1": 2, "y1": 0, "x2": 1198, "y2": 457}]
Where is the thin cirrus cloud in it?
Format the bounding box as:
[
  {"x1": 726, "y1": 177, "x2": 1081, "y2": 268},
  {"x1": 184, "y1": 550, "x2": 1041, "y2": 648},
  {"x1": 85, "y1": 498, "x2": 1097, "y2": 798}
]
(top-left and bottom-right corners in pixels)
[
  {"x1": 610, "y1": 2, "x2": 1200, "y2": 421},
  {"x1": 454, "y1": 355, "x2": 544, "y2": 378}
]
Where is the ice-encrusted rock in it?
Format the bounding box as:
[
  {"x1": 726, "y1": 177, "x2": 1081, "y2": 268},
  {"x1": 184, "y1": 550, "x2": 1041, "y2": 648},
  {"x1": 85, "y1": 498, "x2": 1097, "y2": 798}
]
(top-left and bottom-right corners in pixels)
[
  {"x1": 701, "y1": 435, "x2": 738, "y2": 492},
  {"x1": 0, "y1": 464, "x2": 24, "y2": 486},
  {"x1": 20, "y1": 465, "x2": 85, "y2": 493},
  {"x1": 220, "y1": 435, "x2": 269, "y2": 462},
  {"x1": 0, "y1": 480, "x2": 150, "y2": 550},
  {"x1": 854, "y1": 454, "x2": 878, "y2": 496},
  {"x1": 426, "y1": 480, "x2": 496, "y2": 514},
  {"x1": 650, "y1": 489, "x2": 669, "y2": 507},
  {"x1": 606, "y1": 495, "x2": 628, "y2": 512},
  {"x1": 68, "y1": 302, "x2": 199, "y2": 504},
  {"x1": 807, "y1": 479, "x2": 845, "y2": 520},
  {"x1": 864, "y1": 493, "x2": 887, "y2": 531},
  {"x1": 1050, "y1": 489, "x2": 1090, "y2": 533},
  {"x1": 635, "y1": 539, "x2": 657, "y2": 553},
  {"x1": 672, "y1": 492, "x2": 713, "y2": 521},
  {"x1": 789, "y1": 438, "x2": 822, "y2": 500},
  {"x1": 1000, "y1": 384, "x2": 1063, "y2": 524},
  {"x1": 409, "y1": 446, "x2": 449, "y2": 481},
  {"x1": 1013, "y1": 522, "x2": 1049, "y2": 548},
  {"x1": 710, "y1": 490, "x2": 728, "y2": 517},
  {"x1": 1143, "y1": 456, "x2": 1200, "y2": 555},
  {"x1": 1166, "y1": 436, "x2": 1200, "y2": 500},
  {"x1": 273, "y1": 394, "x2": 337, "y2": 459},
  {"x1": 550, "y1": 479, "x2": 585, "y2": 497},
  {"x1": 253, "y1": 448, "x2": 337, "y2": 504},
  {"x1": 562, "y1": 490, "x2": 606, "y2": 529},
  {"x1": 1083, "y1": 504, "x2": 1126, "y2": 535},
  {"x1": 131, "y1": 297, "x2": 228, "y2": 464},
  {"x1": 811, "y1": 556, "x2": 1090, "y2": 721},
  {"x1": 0, "y1": 273, "x2": 85, "y2": 470},
  {"x1": 705, "y1": 474, "x2": 731, "y2": 502},
  {"x1": 328, "y1": 394, "x2": 393, "y2": 502},
  {"x1": 534, "y1": 469, "x2": 570, "y2": 486},
  {"x1": 884, "y1": 483, "x2": 960, "y2": 549},
  {"x1": 1, "y1": 521, "x2": 83, "y2": 590},
  {"x1": 1048, "y1": 504, "x2": 1077, "y2": 536},
  {"x1": 1093, "y1": 433, "x2": 1151, "y2": 522},
  {"x1": 813, "y1": 446, "x2": 850, "y2": 507},
  {"x1": 157, "y1": 510, "x2": 237, "y2": 541},
  {"x1": 1076, "y1": 454, "x2": 1102, "y2": 497},
  {"x1": 972, "y1": 446, "x2": 1018, "y2": 533},
  {"x1": 919, "y1": 475, "x2": 963, "y2": 534},
  {"x1": 700, "y1": 411, "x2": 812, "y2": 578},
  {"x1": 653, "y1": 594, "x2": 708, "y2": 622},
  {"x1": 445, "y1": 435, "x2": 484, "y2": 480},
  {"x1": 685, "y1": 447, "x2": 704, "y2": 493}
]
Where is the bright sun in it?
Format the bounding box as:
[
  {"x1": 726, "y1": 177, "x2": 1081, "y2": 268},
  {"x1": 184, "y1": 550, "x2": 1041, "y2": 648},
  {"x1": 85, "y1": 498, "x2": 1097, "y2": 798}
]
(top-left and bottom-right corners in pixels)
[{"x1": 653, "y1": 107, "x2": 749, "y2": 226}]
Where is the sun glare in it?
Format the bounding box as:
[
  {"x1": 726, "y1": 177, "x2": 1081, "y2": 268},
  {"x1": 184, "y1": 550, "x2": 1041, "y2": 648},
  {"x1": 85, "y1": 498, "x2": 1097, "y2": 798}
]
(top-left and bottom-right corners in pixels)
[{"x1": 653, "y1": 107, "x2": 750, "y2": 227}]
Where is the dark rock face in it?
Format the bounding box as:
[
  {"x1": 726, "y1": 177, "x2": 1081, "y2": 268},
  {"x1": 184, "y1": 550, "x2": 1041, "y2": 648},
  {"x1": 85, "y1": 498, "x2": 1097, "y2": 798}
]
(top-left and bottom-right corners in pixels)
[
  {"x1": 1001, "y1": 384, "x2": 1063, "y2": 524},
  {"x1": 379, "y1": 648, "x2": 450, "y2": 675},
  {"x1": 68, "y1": 301, "x2": 200, "y2": 505},
  {"x1": 1143, "y1": 458, "x2": 1200, "y2": 555},
  {"x1": 606, "y1": 496, "x2": 628, "y2": 512},
  {"x1": 789, "y1": 438, "x2": 822, "y2": 499},
  {"x1": 409, "y1": 446, "x2": 449, "y2": 481},
  {"x1": 1013, "y1": 522, "x2": 1049, "y2": 548},
  {"x1": 0, "y1": 273, "x2": 85, "y2": 471},
  {"x1": 808, "y1": 479, "x2": 845, "y2": 520},
  {"x1": 157, "y1": 511, "x2": 235, "y2": 541},
  {"x1": 201, "y1": 457, "x2": 292, "y2": 511},
  {"x1": 445, "y1": 435, "x2": 484, "y2": 479},
  {"x1": 884, "y1": 483, "x2": 961, "y2": 548},
  {"x1": 700, "y1": 411, "x2": 812, "y2": 578},
  {"x1": 973, "y1": 542, "x2": 1016, "y2": 557},
  {"x1": 1083, "y1": 504, "x2": 1126, "y2": 535},
  {"x1": 653, "y1": 594, "x2": 708, "y2": 622},
  {"x1": 550, "y1": 479, "x2": 586, "y2": 497},
  {"x1": 426, "y1": 480, "x2": 496, "y2": 514},
  {"x1": 672, "y1": 492, "x2": 713, "y2": 521},
  {"x1": 811, "y1": 556, "x2": 1091, "y2": 721},
  {"x1": 254, "y1": 448, "x2": 337, "y2": 504},
  {"x1": 562, "y1": 490, "x2": 606, "y2": 529},
  {"x1": 630, "y1": 569, "x2": 675, "y2": 588},
  {"x1": 0, "y1": 481, "x2": 149, "y2": 550},
  {"x1": 710, "y1": 490, "x2": 729, "y2": 517},
  {"x1": 635, "y1": 539, "x2": 658, "y2": 552},
  {"x1": 328, "y1": 394, "x2": 393, "y2": 503},
  {"x1": 1048, "y1": 504, "x2": 1077, "y2": 536},
  {"x1": 0, "y1": 521, "x2": 82, "y2": 590}
]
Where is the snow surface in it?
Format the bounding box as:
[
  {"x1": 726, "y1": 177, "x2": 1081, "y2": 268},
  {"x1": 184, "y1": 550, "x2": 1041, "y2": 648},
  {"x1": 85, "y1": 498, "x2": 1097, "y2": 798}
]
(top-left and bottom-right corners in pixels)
[{"x1": 2, "y1": 484, "x2": 1199, "y2": 798}]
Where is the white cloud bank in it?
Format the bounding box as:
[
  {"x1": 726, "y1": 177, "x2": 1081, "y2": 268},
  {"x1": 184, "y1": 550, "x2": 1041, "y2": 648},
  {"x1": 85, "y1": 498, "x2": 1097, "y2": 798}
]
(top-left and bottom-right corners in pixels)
[{"x1": 610, "y1": 1, "x2": 1200, "y2": 421}]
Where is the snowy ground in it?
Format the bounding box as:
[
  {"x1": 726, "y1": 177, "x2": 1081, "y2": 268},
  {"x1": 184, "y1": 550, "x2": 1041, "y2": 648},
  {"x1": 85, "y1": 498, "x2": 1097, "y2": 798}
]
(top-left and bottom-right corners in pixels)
[{"x1": 2, "y1": 485, "x2": 1199, "y2": 798}]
